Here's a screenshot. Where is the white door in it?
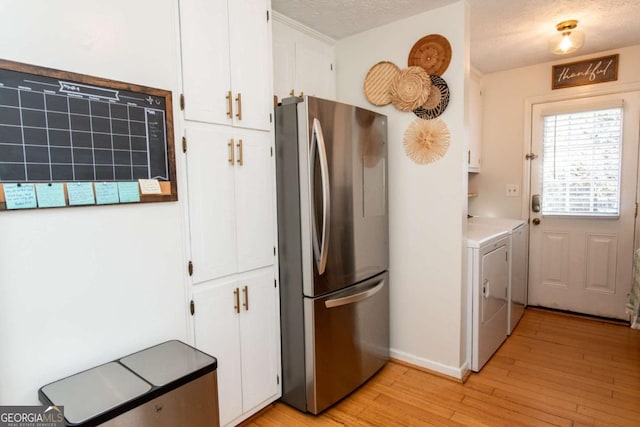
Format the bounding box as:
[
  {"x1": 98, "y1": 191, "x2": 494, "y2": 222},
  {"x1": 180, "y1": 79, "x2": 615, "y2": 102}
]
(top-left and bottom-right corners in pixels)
[
  {"x1": 238, "y1": 270, "x2": 280, "y2": 412},
  {"x1": 228, "y1": 0, "x2": 272, "y2": 131},
  {"x1": 179, "y1": 0, "x2": 232, "y2": 125},
  {"x1": 234, "y1": 129, "x2": 275, "y2": 272},
  {"x1": 528, "y1": 92, "x2": 640, "y2": 319},
  {"x1": 193, "y1": 281, "x2": 243, "y2": 426},
  {"x1": 185, "y1": 124, "x2": 237, "y2": 283}
]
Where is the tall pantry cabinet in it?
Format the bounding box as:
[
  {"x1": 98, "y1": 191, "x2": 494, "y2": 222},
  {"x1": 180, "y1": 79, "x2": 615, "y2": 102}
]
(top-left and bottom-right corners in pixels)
[{"x1": 178, "y1": 1, "x2": 280, "y2": 426}]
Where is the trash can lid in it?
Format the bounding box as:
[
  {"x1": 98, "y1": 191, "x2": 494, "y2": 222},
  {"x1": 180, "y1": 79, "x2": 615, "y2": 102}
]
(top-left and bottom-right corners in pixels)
[
  {"x1": 39, "y1": 362, "x2": 151, "y2": 425},
  {"x1": 119, "y1": 340, "x2": 216, "y2": 386}
]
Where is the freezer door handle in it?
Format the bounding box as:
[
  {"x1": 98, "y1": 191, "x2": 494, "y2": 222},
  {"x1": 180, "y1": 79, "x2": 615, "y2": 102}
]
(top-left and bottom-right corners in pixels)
[
  {"x1": 324, "y1": 280, "x2": 385, "y2": 308},
  {"x1": 310, "y1": 117, "x2": 331, "y2": 275}
]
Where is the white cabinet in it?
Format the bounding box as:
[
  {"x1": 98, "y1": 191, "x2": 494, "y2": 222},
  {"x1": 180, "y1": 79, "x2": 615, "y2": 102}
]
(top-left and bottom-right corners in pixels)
[
  {"x1": 468, "y1": 69, "x2": 482, "y2": 172},
  {"x1": 180, "y1": 0, "x2": 272, "y2": 131},
  {"x1": 185, "y1": 123, "x2": 274, "y2": 284},
  {"x1": 193, "y1": 269, "x2": 279, "y2": 427},
  {"x1": 272, "y1": 15, "x2": 336, "y2": 102}
]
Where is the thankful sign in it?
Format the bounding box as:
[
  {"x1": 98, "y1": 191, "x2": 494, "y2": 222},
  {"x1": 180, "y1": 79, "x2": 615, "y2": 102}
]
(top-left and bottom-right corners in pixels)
[{"x1": 552, "y1": 54, "x2": 618, "y2": 90}]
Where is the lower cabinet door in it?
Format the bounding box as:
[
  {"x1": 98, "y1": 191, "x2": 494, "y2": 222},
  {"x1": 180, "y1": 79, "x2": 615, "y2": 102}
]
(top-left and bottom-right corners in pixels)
[
  {"x1": 192, "y1": 268, "x2": 280, "y2": 426},
  {"x1": 238, "y1": 270, "x2": 280, "y2": 411},
  {"x1": 193, "y1": 281, "x2": 243, "y2": 426}
]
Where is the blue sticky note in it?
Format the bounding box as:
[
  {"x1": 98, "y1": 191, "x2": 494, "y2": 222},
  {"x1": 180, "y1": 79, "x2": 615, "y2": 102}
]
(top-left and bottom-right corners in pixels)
[
  {"x1": 3, "y1": 183, "x2": 37, "y2": 209},
  {"x1": 117, "y1": 182, "x2": 140, "y2": 203},
  {"x1": 36, "y1": 183, "x2": 66, "y2": 208},
  {"x1": 67, "y1": 182, "x2": 96, "y2": 206},
  {"x1": 94, "y1": 182, "x2": 119, "y2": 205}
]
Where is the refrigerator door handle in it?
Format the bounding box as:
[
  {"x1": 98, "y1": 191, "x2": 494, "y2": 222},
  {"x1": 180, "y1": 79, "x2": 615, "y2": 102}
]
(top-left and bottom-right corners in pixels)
[
  {"x1": 310, "y1": 118, "x2": 331, "y2": 275},
  {"x1": 324, "y1": 280, "x2": 385, "y2": 308}
]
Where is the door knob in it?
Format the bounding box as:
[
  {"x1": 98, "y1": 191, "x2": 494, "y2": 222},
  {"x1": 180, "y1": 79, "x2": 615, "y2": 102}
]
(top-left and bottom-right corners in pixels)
[{"x1": 532, "y1": 218, "x2": 541, "y2": 225}]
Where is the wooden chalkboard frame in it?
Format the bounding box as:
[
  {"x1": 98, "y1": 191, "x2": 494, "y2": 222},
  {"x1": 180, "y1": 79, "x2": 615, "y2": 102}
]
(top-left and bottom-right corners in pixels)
[
  {"x1": 551, "y1": 54, "x2": 619, "y2": 90},
  {"x1": 0, "y1": 58, "x2": 177, "y2": 209}
]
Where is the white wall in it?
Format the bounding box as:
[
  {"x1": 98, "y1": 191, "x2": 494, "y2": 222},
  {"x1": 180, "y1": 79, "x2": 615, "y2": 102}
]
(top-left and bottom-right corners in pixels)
[
  {"x1": 470, "y1": 44, "x2": 640, "y2": 218},
  {"x1": 0, "y1": 0, "x2": 188, "y2": 404},
  {"x1": 336, "y1": 1, "x2": 470, "y2": 377}
]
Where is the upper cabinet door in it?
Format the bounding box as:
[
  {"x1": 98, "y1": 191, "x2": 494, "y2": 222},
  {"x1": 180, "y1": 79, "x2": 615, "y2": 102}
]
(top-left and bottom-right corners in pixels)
[
  {"x1": 179, "y1": 0, "x2": 232, "y2": 125},
  {"x1": 180, "y1": 0, "x2": 272, "y2": 131},
  {"x1": 228, "y1": 0, "x2": 273, "y2": 131}
]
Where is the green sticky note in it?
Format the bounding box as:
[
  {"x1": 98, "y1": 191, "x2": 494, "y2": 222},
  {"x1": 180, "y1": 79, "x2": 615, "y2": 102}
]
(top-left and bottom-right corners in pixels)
[
  {"x1": 117, "y1": 182, "x2": 140, "y2": 203},
  {"x1": 67, "y1": 182, "x2": 96, "y2": 206},
  {"x1": 36, "y1": 183, "x2": 66, "y2": 208},
  {"x1": 4, "y1": 183, "x2": 37, "y2": 209},
  {"x1": 94, "y1": 182, "x2": 119, "y2": 205}
]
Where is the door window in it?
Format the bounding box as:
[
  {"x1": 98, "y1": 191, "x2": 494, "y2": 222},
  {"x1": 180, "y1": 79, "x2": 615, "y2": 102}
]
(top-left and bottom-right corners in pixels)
[{"x1": 541, "y1": 106, "x2": 623, "y2": 216}]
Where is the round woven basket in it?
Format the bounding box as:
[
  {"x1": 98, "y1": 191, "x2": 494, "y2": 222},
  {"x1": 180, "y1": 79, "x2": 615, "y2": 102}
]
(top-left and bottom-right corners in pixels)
[
  {"x1": 408, "y1": 34, "x2": 452, "y2": 76},
  {"x1": 364, "y1": 61, "x2": 400, "y2": 106},
  {"x1": 403, "y1": 118, "x2": 450, "y2": 164},
  {"x1": 389, "y1": 66, "x2": 431, "y2": 112},
  {"x1": 413, "y1": 75, "x2": 450, "y2": 120}
]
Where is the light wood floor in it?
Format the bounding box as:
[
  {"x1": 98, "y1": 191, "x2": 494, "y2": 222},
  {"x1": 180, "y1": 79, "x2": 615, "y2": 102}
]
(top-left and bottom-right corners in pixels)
[{"x1": 242, "y1": 308, "x2": 640, "y2": 426}]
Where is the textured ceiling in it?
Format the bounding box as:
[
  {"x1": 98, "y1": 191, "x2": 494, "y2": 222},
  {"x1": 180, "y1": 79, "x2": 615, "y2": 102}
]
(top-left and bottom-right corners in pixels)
[{"x1": 271, "y1": 0, "x2": 640, "y2": 74}]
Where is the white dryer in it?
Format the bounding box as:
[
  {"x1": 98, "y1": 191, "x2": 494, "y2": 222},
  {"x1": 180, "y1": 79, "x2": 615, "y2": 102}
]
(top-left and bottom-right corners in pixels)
[
  {"x1": 468, "y1": 217, "x2": 528, "y2": 334},
  {"x1": 467, "y1": 224, "x2": 510, "y2": 372}
]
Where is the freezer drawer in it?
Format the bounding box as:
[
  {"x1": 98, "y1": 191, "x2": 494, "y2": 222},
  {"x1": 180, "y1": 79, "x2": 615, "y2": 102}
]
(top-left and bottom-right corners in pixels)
[{"x1": 304, "y1": 271, "x2": 389, "y2": 414}]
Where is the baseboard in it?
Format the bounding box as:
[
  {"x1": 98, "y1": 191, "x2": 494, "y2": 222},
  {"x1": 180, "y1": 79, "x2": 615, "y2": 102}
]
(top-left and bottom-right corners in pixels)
[{"x1": 389, "y1": 349, "x2": 469, "y2": 382}]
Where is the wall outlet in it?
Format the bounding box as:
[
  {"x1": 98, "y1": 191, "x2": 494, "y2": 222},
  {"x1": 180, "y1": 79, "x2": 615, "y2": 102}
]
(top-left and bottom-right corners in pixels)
[{"x1": 506, "y1": 184, "x2": 520, "y2": 197}]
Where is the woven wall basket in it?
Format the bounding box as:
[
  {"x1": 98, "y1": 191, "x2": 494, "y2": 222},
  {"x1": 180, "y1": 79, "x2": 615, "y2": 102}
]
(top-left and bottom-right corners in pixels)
[
  {"x1": 408, "y1": 34, "x2": 452, "y2": 76},
  {"x1": 389, "y1": 66, "x2": 431, "y2": 112},
  {"x1": 413, "y1": 75, "x2": 450, "y2": 120},
  {"x1": 364, "y1": 61, "x2": 400, "y2": 106},
  {"x1": 403, "y1": 118, "x2": 450, "y2": 164}
]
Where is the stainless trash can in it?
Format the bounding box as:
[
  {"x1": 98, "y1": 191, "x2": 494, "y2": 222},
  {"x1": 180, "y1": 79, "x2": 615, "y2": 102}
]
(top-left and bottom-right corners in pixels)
[{"x1": 39, "y1": 340, "x2": 219, "y2": 426}]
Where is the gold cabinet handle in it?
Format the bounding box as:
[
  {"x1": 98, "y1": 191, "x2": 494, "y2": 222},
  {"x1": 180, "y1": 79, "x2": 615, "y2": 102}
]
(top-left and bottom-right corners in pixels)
[
  {"x1": 289, "y1": 89, "x2": 295, "y2": 96},
  {"x1": 226, "y1": 90, "x2": 233, "y2": 118},
  {"x1": 235, "y1": 92, "x2": 242, "y2": 120},
  {"x1": 242, "y1": 285, "x2": 249, "y2": 311},
  {"x1": 233, "y1": 287, "x2": 240, "y2": 314},
  {"x1": 236, "y1": 139, "x2": 243, "y2": 166},
  {"x1": 228, "y1": 139, "x2": 235, "y2": 164}
]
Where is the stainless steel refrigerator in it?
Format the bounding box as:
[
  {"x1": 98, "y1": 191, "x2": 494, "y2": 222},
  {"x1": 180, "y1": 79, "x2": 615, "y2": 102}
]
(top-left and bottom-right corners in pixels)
[{"x1": 274, "y1": 96, "x2": 389, "y2": 414}]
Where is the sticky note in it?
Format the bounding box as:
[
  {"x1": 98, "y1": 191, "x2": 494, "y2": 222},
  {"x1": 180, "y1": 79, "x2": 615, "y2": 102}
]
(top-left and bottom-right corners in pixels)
[
  {"x1": 94, "y1": 182, "x2": 119, "y2": 205},
  {"x1": 67, "y1": 182, "x2": 96, "y2": 206},
  {"x1": 3, "y1": 183, "x2": 37, "y2": 209},
  {"x1": 118, "y1": 182, "x2": 140, "y2": 203},
  {"x1": 36, "y1": 183, "x2": 66, "y2": 208},
  {"x1": 138, "y1": 178, "x2": 162, "y2": 195}
]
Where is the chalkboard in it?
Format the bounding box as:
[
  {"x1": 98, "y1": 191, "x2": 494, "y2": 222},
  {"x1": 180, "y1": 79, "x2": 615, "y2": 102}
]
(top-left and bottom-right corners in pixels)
[{"x1": 0, "y1": 59, "x2": 177, "y2": 208}]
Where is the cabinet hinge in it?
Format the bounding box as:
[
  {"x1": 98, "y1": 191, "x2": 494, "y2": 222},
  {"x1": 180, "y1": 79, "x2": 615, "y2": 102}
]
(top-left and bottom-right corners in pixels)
[
  {"x1": 330, "y1": 63, "x2": 333, "y2": 71},
  {"x1": 276, "y1": 374, "x2": 279, "y2": 385},
  {"x1": 188, "y1": 261, "x2": 193, "y2": 276},
  {"x1": 180, "y1": 94, "x2": 185, "y2": 111},
  {"x1": 270, "y1": 112, "x2": 273, "y2": 123},
  {"x1": 635, "y1": 202, "x2": 638, "y2": 218},
  {"x1": 274, "y1": 278, "x2": 277, "y2": 288},
  {"x1": 270, "y1": 146, "x2": 273, "y2": 157},
  {"x1": 190, "y1": 300, "x2": 195, "y2": 316},
  {"x1": 266, "y1": 10, "x2": 269, "y2": 22},
  {"x1": 182, "y1": 136, "x2": 187, "y2": 153},
  {"x1": 273, "y1": 246, "x2": 276, "y2": 256}
]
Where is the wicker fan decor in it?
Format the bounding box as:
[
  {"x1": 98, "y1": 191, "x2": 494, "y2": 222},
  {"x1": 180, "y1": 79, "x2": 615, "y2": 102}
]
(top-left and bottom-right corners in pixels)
[
  {"x1": 403, "y1": 118, "x2": 450, "y2": 164},
  {"x1": 389, "y1": 66, "x2": 431, "y2": 112}
]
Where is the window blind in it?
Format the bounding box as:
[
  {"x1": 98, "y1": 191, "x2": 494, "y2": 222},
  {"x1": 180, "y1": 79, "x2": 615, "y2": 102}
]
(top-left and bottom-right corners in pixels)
[{"x1": 541, "y1": 107, "x2": 623, "y2": 216}]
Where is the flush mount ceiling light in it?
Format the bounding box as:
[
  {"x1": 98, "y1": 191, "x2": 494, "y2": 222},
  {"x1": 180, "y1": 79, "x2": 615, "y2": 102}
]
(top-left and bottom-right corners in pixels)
[{"x1": 549, "y1": 20, "x2": 585, "y2": 54}]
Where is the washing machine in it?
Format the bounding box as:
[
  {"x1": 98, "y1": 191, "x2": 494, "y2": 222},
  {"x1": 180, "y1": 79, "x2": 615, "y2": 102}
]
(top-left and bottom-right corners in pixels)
[
  {"x1": 467, "y1": 223, "x2": 510, "y2": 372},
  {"x1": 468, "y1": 217, "x2": 528, "y2": 334}
]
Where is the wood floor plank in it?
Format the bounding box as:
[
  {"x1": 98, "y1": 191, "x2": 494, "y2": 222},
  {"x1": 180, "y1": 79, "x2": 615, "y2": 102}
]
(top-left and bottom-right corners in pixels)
[{"x1": 245, "y1": 309, "x2": 640, "y2": 426}]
